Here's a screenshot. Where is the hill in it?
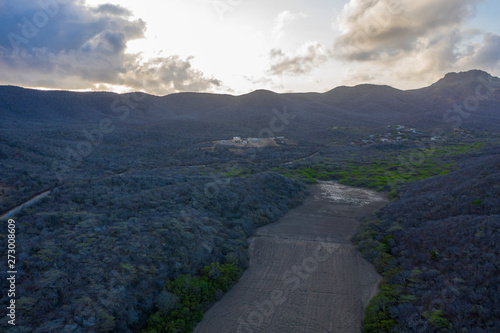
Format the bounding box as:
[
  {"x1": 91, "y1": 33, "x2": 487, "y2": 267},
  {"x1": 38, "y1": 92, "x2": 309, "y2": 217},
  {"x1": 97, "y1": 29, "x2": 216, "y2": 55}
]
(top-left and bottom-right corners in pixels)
[
  {"x1": 0, "y1": 70, "x2": 498, "y2": 332},
  {"x1": 355, "y1": 146, "x2": 500, "y2": 332},
  {"x1": 1, "y1": 70, "x2": 499, "y2": 133}
]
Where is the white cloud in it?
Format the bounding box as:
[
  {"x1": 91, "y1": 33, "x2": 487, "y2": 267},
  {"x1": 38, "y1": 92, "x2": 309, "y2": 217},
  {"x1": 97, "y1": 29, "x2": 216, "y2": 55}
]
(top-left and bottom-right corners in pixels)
[
  {"x1": 272, "y1": 10, "x2": 307, "y2": 41},
  {"x1": 268, "y1": 42, "x2": 328, "y2": 76}
]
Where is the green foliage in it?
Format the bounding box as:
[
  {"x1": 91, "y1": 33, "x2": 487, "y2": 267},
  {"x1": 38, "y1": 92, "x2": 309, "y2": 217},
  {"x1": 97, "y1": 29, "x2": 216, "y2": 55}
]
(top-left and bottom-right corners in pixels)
[
  {"x1": 423, "y1": 310, "x2": 452, "y2": 329},
  {"x1": 374, "y1": 253, "x2": 394, "y2": 272},
  {"x1": 143, "y1": 260, "x2": 242, "y2": 333},
  {"x1": 221, "y1": 167, "x2": 252, "y2": 178},
  {"x1": 120, "y1": 263, "x2": 137, "y2": 274},
  {"x1": 200, "y1": 260, "x2": 241, "y2": 292},
  {"x1": 363, "y1": 285, "x2": 398, "y2": 332},
  {"x1": 472, "y1": 199, "x2": 482, "y2": 206},
  {"x1": 381, "y1": 235, "x2": 394, "y2": 253},
  {"x1": 274, "y1": 141, "x2": 490, "y2": 197},
  {"x1": 430, "y1": 249, "x2": 438, "y2": 261},
  {"x1": 399, "y1": 294, "x2": 417, "y2": 303}
]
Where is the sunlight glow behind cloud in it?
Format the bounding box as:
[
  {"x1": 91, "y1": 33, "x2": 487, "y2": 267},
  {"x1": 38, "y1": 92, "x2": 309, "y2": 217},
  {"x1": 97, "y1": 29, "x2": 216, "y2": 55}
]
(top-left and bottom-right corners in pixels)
[{"x1": 0, "y1": 0, "x2": 498, "y2": 95}]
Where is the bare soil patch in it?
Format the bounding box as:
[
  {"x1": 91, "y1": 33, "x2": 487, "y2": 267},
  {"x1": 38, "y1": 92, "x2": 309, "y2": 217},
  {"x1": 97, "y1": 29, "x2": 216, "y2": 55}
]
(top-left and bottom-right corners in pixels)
[{"x1": 194, "y1": 182, "x2": 387, "y2": 333}]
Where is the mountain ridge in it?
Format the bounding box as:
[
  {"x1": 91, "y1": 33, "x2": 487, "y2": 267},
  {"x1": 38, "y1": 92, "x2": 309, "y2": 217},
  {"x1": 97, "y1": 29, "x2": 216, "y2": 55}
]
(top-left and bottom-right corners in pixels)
[
  {"x1": 2, "y1": 69, "x2": 498, "y2": 97},
  {"x1": 1, "y1": 70, "x2": 499, "y2": 133}
]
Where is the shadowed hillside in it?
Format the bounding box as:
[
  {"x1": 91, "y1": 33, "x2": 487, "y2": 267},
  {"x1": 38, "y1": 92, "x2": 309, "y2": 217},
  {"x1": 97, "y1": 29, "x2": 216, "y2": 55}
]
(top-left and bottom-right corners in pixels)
[
  {"x1": 355, "y1": 146, "x2": 500, "y2": 332},
  {"x1": 1, "y1": 70, "x2": 499, "y2": 132},
  {"x1": 0, "y1": 70, "x2": 498, "y2": 332}
]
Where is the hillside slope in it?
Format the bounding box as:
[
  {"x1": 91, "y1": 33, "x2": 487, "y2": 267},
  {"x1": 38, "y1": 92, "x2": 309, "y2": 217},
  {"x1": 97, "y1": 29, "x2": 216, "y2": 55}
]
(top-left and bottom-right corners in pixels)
[{"x1": 356, "y1": 146, "x2": 500, "y2": 332}]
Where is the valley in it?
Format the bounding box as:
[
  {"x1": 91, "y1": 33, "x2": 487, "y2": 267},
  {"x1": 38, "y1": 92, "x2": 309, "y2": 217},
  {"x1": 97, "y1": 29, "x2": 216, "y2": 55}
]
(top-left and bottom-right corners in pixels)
[
  {"x1": 0, "y1": 70, "x2": 498, "y2": 332},
  {"x1": 194, "y1": 182, "x2": 387, "y2": 333}
]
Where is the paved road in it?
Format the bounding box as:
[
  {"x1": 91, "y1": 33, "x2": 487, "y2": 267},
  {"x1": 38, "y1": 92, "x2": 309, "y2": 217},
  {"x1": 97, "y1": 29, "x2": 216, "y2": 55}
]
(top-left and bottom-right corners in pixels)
[{"x1": 0, "y1": 190, "x2": 51, "y2": 219}]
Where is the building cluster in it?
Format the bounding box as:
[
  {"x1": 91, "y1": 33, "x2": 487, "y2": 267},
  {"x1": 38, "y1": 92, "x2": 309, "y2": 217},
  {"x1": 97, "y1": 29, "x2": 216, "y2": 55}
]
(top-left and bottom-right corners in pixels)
[
  {"x1": 356, "y1": 125, "x2": 442, "y2": 145},
  {"x1": 219, "y1": 136, "x2": 284, "y2": 145}
]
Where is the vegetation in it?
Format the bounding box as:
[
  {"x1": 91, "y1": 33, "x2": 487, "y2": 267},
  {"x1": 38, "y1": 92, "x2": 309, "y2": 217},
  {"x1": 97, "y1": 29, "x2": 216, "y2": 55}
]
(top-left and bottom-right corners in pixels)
[
  {"x1": 0, "y1": 169, "x2": 308, "y2": 332},
  {"x1": 354, "y1": 146, "x2": 500, "y2": 332},
  {"x1": 274, "y1": 140, "x2": 494, "y2": 198},
  {"x1": 1, "y1": 82, "x2": 498, "y2": 332},
  {"x1": 143, "y1": 260, "x2": 241, "y2": 332}
]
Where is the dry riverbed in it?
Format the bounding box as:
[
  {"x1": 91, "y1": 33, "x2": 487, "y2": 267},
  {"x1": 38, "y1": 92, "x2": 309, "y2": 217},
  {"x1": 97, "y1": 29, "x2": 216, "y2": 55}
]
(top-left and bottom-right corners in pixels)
[{"x1": 194, "y1": 181, "x2": 387, "y2": 333}]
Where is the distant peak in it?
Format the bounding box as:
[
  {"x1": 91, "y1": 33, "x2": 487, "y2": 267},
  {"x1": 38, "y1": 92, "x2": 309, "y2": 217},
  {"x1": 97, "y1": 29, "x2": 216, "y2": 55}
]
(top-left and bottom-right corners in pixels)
[
  {"x1": 436, "y1": 70, "x2": 494, "y2": 85},
  {"x1": 242, "y1": 89, "x2": 278, "y2": 97},
  {"x1": 254, "y1": 89, "x2": 276, "y2": 93},
  {"x1": 324, "y1": 83, "x2": 401, "y2": 95},
  {"x1": 450, "y1": 69, "x2": 490, "y2": 76},
  {"x1": 353, "y1": 83, "x2": 400, "y2": 90}
]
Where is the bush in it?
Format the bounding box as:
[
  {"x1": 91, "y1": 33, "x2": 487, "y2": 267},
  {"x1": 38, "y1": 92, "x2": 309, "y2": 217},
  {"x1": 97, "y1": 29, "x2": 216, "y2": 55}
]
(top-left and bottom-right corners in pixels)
[
  {"x1": 356, "y1": 147, "x2": 500, "y2": 332},
  {"x1": 143, "y1": 260, "x2": 242, "y2": 332}
]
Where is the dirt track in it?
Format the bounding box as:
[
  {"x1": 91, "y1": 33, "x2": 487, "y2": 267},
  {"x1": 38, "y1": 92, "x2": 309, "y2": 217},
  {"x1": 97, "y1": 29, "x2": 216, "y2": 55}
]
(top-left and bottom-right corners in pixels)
[{"x1": 194, "y1": 182, "x2": 387, "y2": 333}]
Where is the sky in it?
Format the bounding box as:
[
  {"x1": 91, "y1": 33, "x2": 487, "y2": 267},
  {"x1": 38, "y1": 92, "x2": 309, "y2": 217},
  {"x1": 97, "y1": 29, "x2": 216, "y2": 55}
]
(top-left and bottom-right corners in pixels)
[{"x1": 0, "y1": 0, "x2": 499, "y2": 95}]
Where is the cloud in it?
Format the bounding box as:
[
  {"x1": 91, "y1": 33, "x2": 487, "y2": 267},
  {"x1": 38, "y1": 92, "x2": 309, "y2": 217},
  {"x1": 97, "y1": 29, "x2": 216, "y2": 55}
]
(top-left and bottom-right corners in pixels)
[
  {"x1": 0, "y1": 0, "x2": 221, "y2": 94},
  {"x1": 460, "y1": 33, "x2": 500, "y2": 71},
  {"x1": 268, "y1": 42, "x2": 328, "y2": 76},
  {"x1": 243, "y1": 75, "x2": 284, "y2": 92},
  {"x1": 244, "y1": 76, "x2": 274, "y2": 86},
  {"x1": 121, "y1": 55, "x2": 222, "y2": 95},
  {"x1": 272, "y1": 10, "x2": 307, "y2": 40},
  {"x1": 334, "y1": 0, "x2": 479, "y2": 61},
  {"x1": 342, "y1": 67, "x2": 376, "y2": 85},
  {"x1": 92, "y1": 4, "x2": 133, "y2": 16},
  {"x1": 332, "y1": 0, "x2": 500, "y2": 80}
]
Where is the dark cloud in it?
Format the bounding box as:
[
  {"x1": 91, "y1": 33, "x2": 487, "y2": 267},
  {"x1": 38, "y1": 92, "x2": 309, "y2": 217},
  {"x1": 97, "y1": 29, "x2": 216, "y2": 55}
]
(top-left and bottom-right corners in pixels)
[
  {"x1": 92, "y1": 4, "x2": 133, "y2": 16},
  {"x1": 268, "y1": 42, "x2": 327, "y2": 76},
  {"x1": 334, "y1": 0, "x2": 479, "y2": 61},
  {"x1": 0, "y1": 0, "x2": 222, "y2": 94},
  {"x1": 0, "y1": 1, "x2": 143, "y2": 54}
]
